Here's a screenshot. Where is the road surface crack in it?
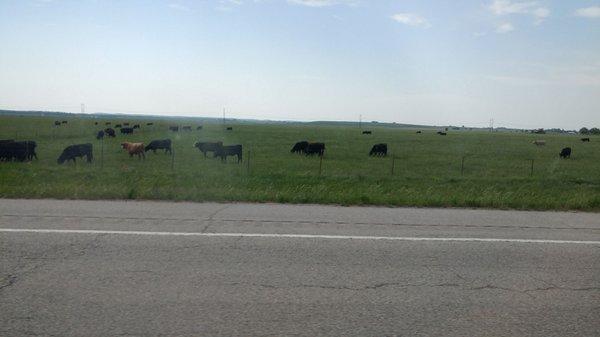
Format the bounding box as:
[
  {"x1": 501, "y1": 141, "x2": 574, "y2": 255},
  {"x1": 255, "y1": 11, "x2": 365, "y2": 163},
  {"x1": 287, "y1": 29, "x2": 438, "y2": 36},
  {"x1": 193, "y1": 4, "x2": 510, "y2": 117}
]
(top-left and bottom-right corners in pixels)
[{"x1": 0, "y1": 275, "x2": 17, "y2": 291}]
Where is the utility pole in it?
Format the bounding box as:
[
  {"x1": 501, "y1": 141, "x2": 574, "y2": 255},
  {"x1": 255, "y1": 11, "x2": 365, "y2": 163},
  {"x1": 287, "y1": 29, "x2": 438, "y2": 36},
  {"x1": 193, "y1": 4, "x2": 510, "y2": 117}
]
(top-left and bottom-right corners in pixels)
[
  {"x1": 359, "y1": 114, "x2": 362, "y2": 130},
  {"x1": 489, "y1": 118, "x2": 494, "y2": 132},
  {"x1": 81, "y1": 103, "x2": 85, "y2": 114},
  {"x1": 222, "y1": 108, "x2": 226, "y2": 125}
]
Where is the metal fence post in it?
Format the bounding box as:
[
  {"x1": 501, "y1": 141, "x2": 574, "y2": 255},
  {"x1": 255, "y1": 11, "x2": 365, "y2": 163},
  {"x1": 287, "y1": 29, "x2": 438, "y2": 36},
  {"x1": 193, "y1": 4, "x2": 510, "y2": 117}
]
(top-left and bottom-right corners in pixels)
[
  {"x1": 530, "y1": 159, "x2": 534, "y2": 176},
  {"x1": 461, "y1": 156, "x2": 466, "y2": 176},
  {"x1": 100, "y1": 137, "x2": 104, "y2": 169},
  {"x1": 171, "y1": 146, "x2": 175, "y2": 171},
  {"x1": 391, "y1": 156, "x2": 395, "y2": 176},
  {"x1": 319, "y1": 155, "x2": 323, "y2": 176},
  {"x1": 247, "y1": 150, "x2": 251, "y2": 174}
]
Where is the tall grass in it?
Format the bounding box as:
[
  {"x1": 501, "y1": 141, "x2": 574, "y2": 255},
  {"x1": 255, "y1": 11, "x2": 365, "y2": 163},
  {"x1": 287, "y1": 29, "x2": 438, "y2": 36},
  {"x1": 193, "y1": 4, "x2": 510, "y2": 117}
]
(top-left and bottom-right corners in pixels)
[{"x1": 1, "y1": 115, "x2": 599, "y2": 211}]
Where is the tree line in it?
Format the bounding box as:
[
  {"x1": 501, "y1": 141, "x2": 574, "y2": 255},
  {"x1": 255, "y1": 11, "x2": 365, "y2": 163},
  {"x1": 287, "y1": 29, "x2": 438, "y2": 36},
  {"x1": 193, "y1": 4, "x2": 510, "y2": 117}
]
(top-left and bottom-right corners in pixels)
[{"x1": 579, "y1": 127, "x2": 600, "y2": 135}]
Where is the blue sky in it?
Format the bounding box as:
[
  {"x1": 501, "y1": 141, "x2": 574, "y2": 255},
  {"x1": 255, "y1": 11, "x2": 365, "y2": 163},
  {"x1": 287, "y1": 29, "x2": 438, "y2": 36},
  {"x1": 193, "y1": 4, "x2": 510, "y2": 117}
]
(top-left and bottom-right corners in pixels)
[{"x1": 0, "y1": 0, "x2": 599, "y2": 129}]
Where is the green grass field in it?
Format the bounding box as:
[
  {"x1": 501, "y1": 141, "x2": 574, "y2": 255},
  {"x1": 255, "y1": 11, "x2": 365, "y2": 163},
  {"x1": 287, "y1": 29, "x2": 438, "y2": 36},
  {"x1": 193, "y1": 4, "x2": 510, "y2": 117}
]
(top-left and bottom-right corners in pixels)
[{"x1": 1, "y1": 115, "x2": 599, "y2": 211}]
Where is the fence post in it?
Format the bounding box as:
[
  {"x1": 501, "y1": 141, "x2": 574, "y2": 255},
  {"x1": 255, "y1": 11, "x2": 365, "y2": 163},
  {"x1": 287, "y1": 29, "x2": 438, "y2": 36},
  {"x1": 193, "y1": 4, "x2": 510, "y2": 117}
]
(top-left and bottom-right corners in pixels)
[
  {"x1": 171, "y1": 146, "x2": 175, "y2": 171},
  {"x1": 246, "y1": 150, "x2": 251, "y2": 174},
  {"x1": 391, "y1": 156, "x2": 395, "y2": 176},
  {"x1": 461, "y1": 156, "x2": 466, "y2": 176},
  {"x1": 100, "y1": 137, "x2": 104, "y2": 169},
  {"x1": 319, "y1": 155, "x2": 323, "y2": 176},
  {"x1": 530, "y1": 159, "x2": 534, "y2": 176}
]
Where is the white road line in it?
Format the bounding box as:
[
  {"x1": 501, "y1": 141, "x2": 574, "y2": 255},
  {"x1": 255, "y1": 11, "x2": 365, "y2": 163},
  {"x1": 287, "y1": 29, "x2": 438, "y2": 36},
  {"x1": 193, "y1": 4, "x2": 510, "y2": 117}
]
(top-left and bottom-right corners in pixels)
[{"x1": 0, "y1": 228, "x2": 599, "y2": 245}]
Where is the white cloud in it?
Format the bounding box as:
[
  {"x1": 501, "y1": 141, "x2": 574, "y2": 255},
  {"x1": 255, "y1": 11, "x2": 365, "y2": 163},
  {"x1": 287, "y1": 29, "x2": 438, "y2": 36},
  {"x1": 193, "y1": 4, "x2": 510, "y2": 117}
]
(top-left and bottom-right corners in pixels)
[
  {"x1": 489, "y1": 1, "x2": 550, "y2": 24},
  {"x1": 287, "y1": 0, "x2": 358, "y2": 7},
  {"x1": 496, "y1": 22, "x2": 515, "y2": 33},
  {"x1": 167, "y1": 3, "x2": 190, "y2": 11},
  {"x1": 575, "y1": 6, "x2": 600, "y2": 18},
  {"x1": 490, "y1": 0, "x2": 536, "y2": 15},
  {"x1": 391, "y1": 13, "x2": 430, "y2": 28}
]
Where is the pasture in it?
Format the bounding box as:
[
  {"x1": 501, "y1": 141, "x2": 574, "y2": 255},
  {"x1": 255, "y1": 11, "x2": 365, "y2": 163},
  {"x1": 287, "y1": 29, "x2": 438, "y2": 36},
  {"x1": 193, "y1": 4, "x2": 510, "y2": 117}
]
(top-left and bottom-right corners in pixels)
[{"x1": 1, "y1": 115, "x2": 599, "y2": 211}]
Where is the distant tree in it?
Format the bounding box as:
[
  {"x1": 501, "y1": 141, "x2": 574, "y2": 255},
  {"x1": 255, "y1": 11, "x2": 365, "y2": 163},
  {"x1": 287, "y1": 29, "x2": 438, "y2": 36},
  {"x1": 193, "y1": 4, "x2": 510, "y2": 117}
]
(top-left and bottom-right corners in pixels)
[
  {"x1": 580, "y1": 127, "x2": 590, "y2": 135},
  {"x1": 590, "y1": 127, "x2": 600, "y2": 135}
]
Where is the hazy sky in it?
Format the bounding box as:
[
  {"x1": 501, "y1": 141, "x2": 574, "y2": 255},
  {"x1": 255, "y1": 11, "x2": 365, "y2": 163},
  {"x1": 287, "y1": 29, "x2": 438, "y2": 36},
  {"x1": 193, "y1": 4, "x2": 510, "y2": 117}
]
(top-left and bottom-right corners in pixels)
[{"x1": 0, "y1": 0, "x2": 599, "y2": 129}]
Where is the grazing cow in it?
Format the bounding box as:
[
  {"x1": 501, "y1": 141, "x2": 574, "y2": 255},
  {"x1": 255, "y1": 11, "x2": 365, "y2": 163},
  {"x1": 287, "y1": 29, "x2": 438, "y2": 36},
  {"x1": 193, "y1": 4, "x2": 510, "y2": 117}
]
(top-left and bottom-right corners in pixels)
[
  {"x1": 291, "y1": 141, "x2": 309, "y2": 154},
  {"x1": 120, "y1": 127, "x2": 134, "y2": 135},
  {"x1": 146, "y1": 122, "x2": 154, "y2": 126},
  {"x1": 581, "y1": 138, "x2": 590, "y2": 142},
  {"x1": 437, "y1": 131, "x2": 447, "y2": 136},
  {"x1": 96, "y1": 130, "x2": 105, "y2": 140},
  {"x1": 532, "y1": 140, "x2": 546, "y2": 146},
  {"x1": 362, "y1": 131, "x2": 372, "y2": 135},
  {"x1": 145, "y1": 139, "x2": 172, "y2": 154},
  {"x1": 197, "y1": 126, "x2": 203, "y2": 130},
  {"x1": 123, "y1": 122, "x2": 130, "y2": 126},
  {"x1": 105, "y1": 122, "x2": 111, "y2": 125},
  {"x1": 0, "y1": 141, "x2": 28, "y2": 162},
  {"x1": 416, "y1": 131, "x2": 422, "y2": 134},
  {"x1": 369, "y1": 143, "x2": 387, "y2": 157},
  {"x1": 306, "y1": 142, "x2": 325, "y2": 156},
  {"x1": 104, "y1": 128, "x2": 116, "y2": 137},
  {"x1": 121, "y1": 142, "x2": 145, "y2": 159},
  {"x1": 133, "y1": 124, "x2": 140, "y2": 129},
  {"x1": 54, "y1": 121, "x2": 61, "y2": 126},
  {"x1": 169, "y1": 126, "x2": 179, "y2": 132},
  {"x1": 57, "y1": 144, "x2": 93, "y2": 164},
  {"x1": 214, "y1": 144, "x2": 242, "y2": 163},
  {"x1": 1, "y1": 141, "x2": 37, "y2": 161},
  {"x1": 61, "y1": 120, "x2": 67, "y2": 124},
  {"x1": 559, "y1": 147, "x2": 572, "y2": 159},
  {"x1": 94, "y1": 122, "x2": 98, "y2": 125},
  {"x1": 182, "y1": 126, "x2": 192, "y2": 131},
  {"x1": 115, "y1": 124, "x2": 122, "y2": 128},
  {"x1": 226, "y1": 127, "x2": 233, "y2": 131},
  {"x1": 194, "y1": 141, "x2": 223, "y2": 157}
]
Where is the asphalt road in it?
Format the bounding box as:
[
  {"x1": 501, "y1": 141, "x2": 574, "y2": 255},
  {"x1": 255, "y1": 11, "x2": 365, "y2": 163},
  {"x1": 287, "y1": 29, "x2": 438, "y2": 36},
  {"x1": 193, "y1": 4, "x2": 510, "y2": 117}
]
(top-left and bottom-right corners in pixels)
[{"x1": 1, "y1": 199, "x2": 599, "y2": 336}]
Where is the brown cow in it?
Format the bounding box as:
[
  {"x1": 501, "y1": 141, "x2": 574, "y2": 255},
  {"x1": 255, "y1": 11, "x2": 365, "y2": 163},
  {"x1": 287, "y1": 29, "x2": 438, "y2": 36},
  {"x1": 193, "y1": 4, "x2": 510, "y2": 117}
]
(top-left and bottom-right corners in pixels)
[{"x1": 121, "y1": 142, "x2": 145, "y2": 159}]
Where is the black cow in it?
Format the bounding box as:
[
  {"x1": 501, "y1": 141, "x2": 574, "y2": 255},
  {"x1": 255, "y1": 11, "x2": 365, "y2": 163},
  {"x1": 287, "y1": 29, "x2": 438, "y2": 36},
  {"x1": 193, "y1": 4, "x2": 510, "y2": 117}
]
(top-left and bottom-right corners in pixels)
[
  {"x1": 214, "y1": 144, "x2": 242, "y2": 163},
  {"x1": 105, "y1": 122, "x2": 111, "y2": 125},
  {"x1": 115, "y1": 124, "x2": 122, "y2": 128},
  {"x1": 581, "y1": 138, "x2": 590, "y2": 142},
  {"x1": 54, "y1": 121, "x2": 61, "y2": 126},
  {"x1": 291, "y1": 141, "x2": 309, "y2": 154},
  {"x1": 123, "y1": 122, "x2": 130, "y2": 126},
  {"x1": 145, "y1": 139, "x2": 172, "y2": 154},
  {"x1": 362, "y1": 131, "x2": 372, "y2": 135},
  {"x1": 57, "y1": 144, "x2": 93, "y2": 164},
  {"x1": 169, "y1": 126, "x2": 179, "y2": 132},
  {"x1": 226, "y1": 127, "x2": 233, "y2": 131},
  {"x1": 369, "y1": 143, "x2": 387, "y2": 157},
  {"x1": 61, "y1": 120, "x2": 67, "y2": 124},
  {"x1": 94, "y1": 122, "x2": 98, "y2": 125},
  {"x1": 0, "y1": 141, "x2": 27, "y2": 161},
  {"x1": 197, "y1": 126, "x2": 203, "y2": 130},
  {"x1": 146, "y1": 122, "x2": 154, "y2": 126},
  {"x1": 104, "y1": 128, "x2": 116, "y2": 137},
  {"x1": 96, "y1": 130, "x2": 105, "y2": 140},
  {"x1": 194, "y1": 141, "x2": 223, "y2": 157},
  {"x1": 306, "y1": 142, "x2": 325, "y2": 156},
  {"x1": 133, "y1": 124, "x2": 140, "y2": 129},
  {"x1": 120, "y1": 127, "x2": 134, "y2": 135},
  {"x1": 182, "y1": 126, "x2": 192, "y2": 131},
  {"x1": 559, "y1": 147, "x2": 572, "y2": 159},
  {"x1": 437, "y1": 131, "x2": 447, "y2": 136},
  {"x1": 416, "y1": 131, "x2": 422, "y2": 134},
  {"x1": 0, "y1": 141, "x2": 35, "y2": 161}
]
